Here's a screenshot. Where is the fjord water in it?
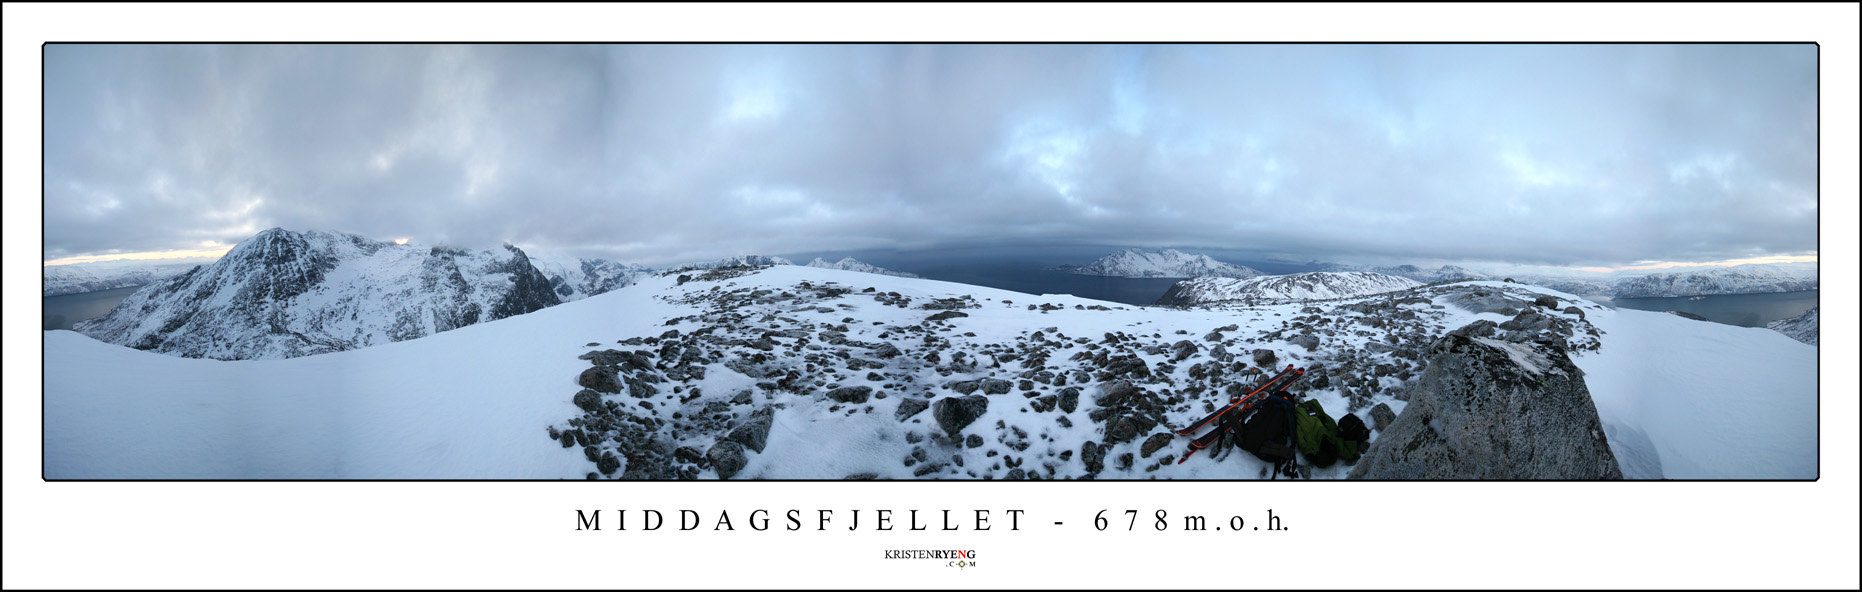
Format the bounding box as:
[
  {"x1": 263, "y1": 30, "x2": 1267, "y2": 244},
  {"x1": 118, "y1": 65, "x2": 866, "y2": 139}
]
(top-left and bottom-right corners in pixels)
[
  {"x1": 41, "y1": 285, "x2": 143, "y2": 331},
  {"x1": 1587, "y1": 290, "x2": 1818, "y2": 328}
]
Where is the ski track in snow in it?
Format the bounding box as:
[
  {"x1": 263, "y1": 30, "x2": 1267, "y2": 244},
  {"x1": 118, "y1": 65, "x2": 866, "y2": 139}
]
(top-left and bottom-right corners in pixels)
[{"x1": 43, "y1": 267, "x2": 1818, "y2": 480}]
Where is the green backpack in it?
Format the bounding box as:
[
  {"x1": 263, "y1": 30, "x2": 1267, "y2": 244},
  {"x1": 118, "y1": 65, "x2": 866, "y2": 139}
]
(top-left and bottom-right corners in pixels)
[{"x1": 1292, "y1": 399, "x2": 1359, "y2": 467}]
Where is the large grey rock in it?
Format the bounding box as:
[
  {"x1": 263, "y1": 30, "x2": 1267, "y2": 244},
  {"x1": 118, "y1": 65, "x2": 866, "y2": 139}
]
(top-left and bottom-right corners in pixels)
[
  {"x1": 577, "y1": 366, "x2": 622, "y2": 394},
  {"x1": 1289, "y1": 334, "x2": 1320, "y2": 351},
  {"x1": 725, "y1": 408, "x2": 774, "y2": 453},
  {"x1": 707, "y1": 441, "x2": 748, "y2": 479},
  {"x1": 1252, "y1": 349, "x2": 1277, "y2": 369},
  {"x1": 1368, "y1": 402, "x2": 1397, "y2": 431},
  {"x1": 1080, "y1": 441, "x2": 1106, "y2": 475},
  {"x1": 895, "y1": 397, "x2": 929, "y2": 421},
  {"x1": 1349, "y1": 332, "x2": 1622, "y2": 480},
  {"x1": 1058, "y1": 387, "x2": 1080, "y2": 413},
  {"x1": 826, "y1": 386, "x2": 873, "y2": 403},
  {"x1": 932, "y1": 395, "x2": 989, "y2": 435}
]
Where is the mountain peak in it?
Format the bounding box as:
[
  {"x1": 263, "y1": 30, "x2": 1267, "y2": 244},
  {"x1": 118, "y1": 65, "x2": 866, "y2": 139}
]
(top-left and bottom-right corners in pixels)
[{"x1": 1057, "y1": 248, "x2": 1263, "y2": 279}]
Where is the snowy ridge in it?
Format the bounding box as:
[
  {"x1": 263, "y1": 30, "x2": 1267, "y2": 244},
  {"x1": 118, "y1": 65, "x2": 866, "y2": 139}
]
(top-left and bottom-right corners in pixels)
[
  {"x1": 1312, "y1": 262, "x2": 1488, "y2": 283},
  {"x1": 1155, "y1": 272, "x2": 1424, "y2": 306},
  {"x1": 528, "y1": 255, "x2": 655, "y2": 302},
  {"x1": 43, "y1": 262, "x2": 203, "y2": 296},
  {"x1": 44, "y1": 268, "x2": 1815, "y2": 479},
  {"x1": 1766, "y1": 306, "x2": 1818, "y2": 346},
  {"x1": 804, "y1": 257, "x2": 919, "y2": 278},
  {"x1": 684, "y1": 254, "x2": 794, "y2": 269},
  {"x1": 1055, "y1": 248, "x2": 1264, "y2": 278},
  {"x1": 1611, "y1": 264, "x2": 1817, "y2": 298},
  {"x1": 73, "y1": 228, "x2": 561, "y2": 360}
]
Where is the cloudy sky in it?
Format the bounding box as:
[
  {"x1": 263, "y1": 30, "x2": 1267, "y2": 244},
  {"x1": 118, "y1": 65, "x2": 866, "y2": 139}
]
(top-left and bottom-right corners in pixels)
[{"x1": 42, "y1": 43, "x2": 1818, "y2": 270}]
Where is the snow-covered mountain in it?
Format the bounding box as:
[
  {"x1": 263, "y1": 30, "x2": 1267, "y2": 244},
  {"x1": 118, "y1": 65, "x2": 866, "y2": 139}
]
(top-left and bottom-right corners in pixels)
[
  {"x1": 1766, "y1": 306, "x2": 1818, "y2": 346},
  {"x1": 1610, "y1": 264, "x2": 1818, "y2": 298},
  {"x1": 43, "y1": 262, "x2": 204, "y2": 296},
  {"x1": 803, "y1": 257, "x2": 919, "y2": 278},
  {"x1": 1311, "y1": 262, "x2": 1488, "y2": 283},
  {"x1": 528, "y1": 256, "x2": 655, "y2": 302},
  {"x1": 73, "y1": 228, "x2": 561, "y2": 360},
  {"x1": 1055, "y1": 248, "x2": 1264, "y2": 279},
  {"x1": 684, "y1": 254, "x2": 794, "y2": 269},
  {"x1": 44, "y1": 265, "x2": 1815, "y2": 480},
  {"x1": 1510, "y1": 276, "x2": 1617, "y2": 297},
  {"x1": 1155, "y1": 272, "x2": 1424, "y2": 306}
]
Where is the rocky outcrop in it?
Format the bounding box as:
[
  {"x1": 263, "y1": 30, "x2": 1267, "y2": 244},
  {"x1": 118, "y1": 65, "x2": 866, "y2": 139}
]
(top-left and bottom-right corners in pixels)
[
  {"x1": 1349, "y1": 327, "x2": 1622, "y2": 480},
  {"x1": 1766, "y1": 307, "x2": 1818, "y2": 346}
]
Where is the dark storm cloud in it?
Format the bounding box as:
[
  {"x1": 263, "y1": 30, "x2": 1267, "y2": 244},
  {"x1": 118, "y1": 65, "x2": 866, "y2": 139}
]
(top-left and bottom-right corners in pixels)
[{"x1": 43, "y1": 44, "x2": 1817, "y2": 267}]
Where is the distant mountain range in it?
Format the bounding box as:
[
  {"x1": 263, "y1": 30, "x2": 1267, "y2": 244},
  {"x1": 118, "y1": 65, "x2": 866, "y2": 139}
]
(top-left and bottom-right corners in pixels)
[
  {"x1": 1054, "y1": 248, "x2": 1265, "y2": 279},
  {"x1": 42, "y1": 261, "x2": 205, "y2": 296},
  {"x1": 1308, "y1": 262, "x2": 1489, "y2": 283},
  {"x1": 1154, "y1": 271, "x2": 1423, "y2": 306}
]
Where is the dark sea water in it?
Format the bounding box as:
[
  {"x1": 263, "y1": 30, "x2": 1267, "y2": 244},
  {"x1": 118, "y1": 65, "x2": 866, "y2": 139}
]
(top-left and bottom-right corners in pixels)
[
  {"x1": 906, "y1": 261, "x2": 1184, "y2": 307},
  {"x1": 1586, "y1": 290, "x2": 1819, "y2": 328},
  {"x1": 41, "y1": 285, "x2": 142, "y2": 331}
]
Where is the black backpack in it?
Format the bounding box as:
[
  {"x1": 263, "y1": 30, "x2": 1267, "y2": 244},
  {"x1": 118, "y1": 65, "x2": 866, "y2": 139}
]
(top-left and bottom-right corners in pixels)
[
  {"x1": 1236, "y1": 394, "x2": 1298, "y2": 477},
  {"x1": 1338, "y1": 413, "x2": 1371, "y2": 444}
]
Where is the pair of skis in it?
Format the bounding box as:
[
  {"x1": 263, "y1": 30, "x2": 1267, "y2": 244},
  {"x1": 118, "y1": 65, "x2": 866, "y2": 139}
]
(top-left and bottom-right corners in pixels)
[{"x1": 1174, "y1": 364, "x2": 1304, "y2": 464}]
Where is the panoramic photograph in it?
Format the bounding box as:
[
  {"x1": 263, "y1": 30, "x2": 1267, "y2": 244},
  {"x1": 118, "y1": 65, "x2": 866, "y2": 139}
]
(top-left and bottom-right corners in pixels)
[{"x1": 40, "y1": 43, "x2": 1818, "y2": 481}]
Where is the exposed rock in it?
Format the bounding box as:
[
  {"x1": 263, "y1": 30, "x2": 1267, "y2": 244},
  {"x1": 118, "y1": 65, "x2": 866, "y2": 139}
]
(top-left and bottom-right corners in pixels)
[
  {"x1": 1289, "y1": 334, "x2": 1320, "y2": 351},
  {"x1": 572, "y1": 388, "x2": 602, "y2": 412},
  {"x1": 932, "y1": 395, "x2": 990, "y2": 435},
  {"x1": 1058, "y1": 387, "x2": 1080, "y2": 413},
  {"x1": 1094, "y1": 380, "x2": 1144, "y2": 407},
  {"x1": 577, "y1": 366, "x2": 622, "y2": 394},
  {"x1": 1369, "y1": 402, "x2": 1397, "y2": 431},
  {"x1": 981, "y1": 378, "x2": 1013, "y2": 395},
  {"x1": 725, "y1": 408, "x2": 774, "y2": 453},
  {"x1": 1349, "y1": 332, "x2": 1622, "y2": 479},
  {"x1": 925, "y1": 311, "x2": 970, "y2": 322},
  {"x1": 1104, "y1": 412, "x2": 1158, "y2": 445},
  {"x1": 895, "y1": 397, "x2": 929, "y2": 421},
  {"x1": 826, "y1": 386, "x2": 873, "y2": 403},
  {"x1": 1252, "y1": 349, "x2": 1278, "y2": 369},
  {"x1": 1141, "y1": 432, "x2": 1174, "y2": 458},
  {"x1": 707, "y1": 441, "x2": 748, "y2": 479},
  {"x1": 1080, "y1": 441, "x2": 1106, "y2": 475}
]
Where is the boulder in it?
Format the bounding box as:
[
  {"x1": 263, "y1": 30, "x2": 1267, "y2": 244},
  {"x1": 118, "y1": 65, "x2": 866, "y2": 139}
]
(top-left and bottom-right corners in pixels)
[
  {"x1": 1252, "y1": 349, "x2": 1278, "y2": 369},
  {"x1": 1369, "y1": 402, "x2": 1397, "y2": 431},
  {"x1": 1348, "y1": 332, "x2": 1622, "y2": 479},
  {"x1": 826, "y1": 386, "x2": 873, "y2": 404},
  {"x1": 1081, "y1": 441, "x2": 1106, "y2": 475},
  {"x1": 1094, "y1": 380, "x2": 1144, "y2": 407},
  {"x1": 1289, "y1": 334, "x2": 1321, "y2": 351},
  {"x1": 932, "y1": 395, "x2": 990, "y2": 435},
  {"x1": 577, "y1": 366, "x2": 622, "y2": 394},
  {"x1": 1057, "y1": 387, "x2": 1080, "y2": 413},
  {"x1": 1141, "y1": 432, "x2": 1174, "y2": 458},
  {"x1": 895, "y1": 397, "x2": 929, "y2": 421},
  {"x1": 572, "y1": 388, "x2": 603, "y2": 412},
  {"x1": 725, "y1": 408, "x2": 774, "y2": 453},
  {"x1": 707, "y1": 441, "x2": 748, "y2": 479},
  {"x1": 981, "y1": 378, "x2": 1013, "y2": 395}
]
